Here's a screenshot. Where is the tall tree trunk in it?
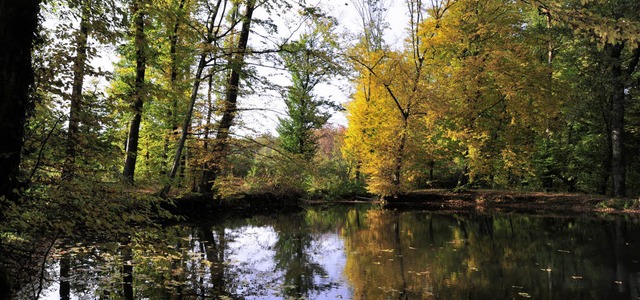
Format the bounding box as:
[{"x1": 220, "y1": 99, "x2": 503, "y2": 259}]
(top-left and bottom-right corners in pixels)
[
  {"x1": 607, "y1": 43, "x2": 626, "y2": 197},
  {"x1": 605, "y1": 40, "x2": 639, "y2": 198},
  {"x1": 179, "y1": 141, "x2": 187, "y2": 186},
  {"x1": 545, "y1": 10, "x2": 554, "y2": 68},
  {"x1": 602, "y1": 107, "x2": 613, "y2": 195},
  {"x1": 428, "y1": 160, "x2": 434, "y2": 182},
  {"x1": 201, "y1": 0, "x2": 256, "y2": 192},
  {"x1": 163, "y1": 0, "x2": 186, "y2": 174},
  {"x1": 0, "y1": 0, "x2": 39, "y2": 199},
  {"x1": 123, "y1": 0, "x2": 147, "y2": 183},
  {"x1": 160, "y1": 0, "x2": 226, "y2": 196},
  {"x1": 62, "y1": 2, "x2": 90, "y2": 179},
  {"x1": 199, "y1": 75, "x2": 216, "y2": 191},
  {"x1": 161, "y1": 54, "x2": 208, "y2": 196},
  {"x1": 0, "y1": 2, "x2": 40, "y2": 295}
]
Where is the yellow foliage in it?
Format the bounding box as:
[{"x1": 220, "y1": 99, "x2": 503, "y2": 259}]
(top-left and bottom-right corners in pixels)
[{"x1": 344, "y1": 0, "x2": 558, "y2": 193}]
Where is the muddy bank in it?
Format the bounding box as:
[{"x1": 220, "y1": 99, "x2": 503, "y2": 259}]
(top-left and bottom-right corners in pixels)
[
  {"x1": 384, "y1": 189, "x2": 640, "y2": 214},
  {"x1": 165, "y1": 189, "x2": 640, "y2": 218}
]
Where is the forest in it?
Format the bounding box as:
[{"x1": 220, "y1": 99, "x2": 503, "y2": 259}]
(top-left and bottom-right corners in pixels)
[{"x1": 0, "y1": 0, "x2": 639, "y2": 297}]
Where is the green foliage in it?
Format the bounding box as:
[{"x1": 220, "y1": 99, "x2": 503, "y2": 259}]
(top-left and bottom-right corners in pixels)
[
  {"x1": 3, "y1": 179, "x2": 171, "y2": 238},
  {"x1": 276, "y1": 12, "x2": 344, "y2": 159},
  {"x1": 211, "y1": 127, "x2": 365, "y2": 201},
  {"x1": 0, "y1": 176, "x2": 174, "y2": 297},
  {"x1": 304, "y1": 155, "x2": 367, "y2": 200},
  {"x1": 242, "y1": 154, "x2": 308, "y2": 197},
  {"x1": 595, "y1": 198, "x2": 640, "y2": 211}
]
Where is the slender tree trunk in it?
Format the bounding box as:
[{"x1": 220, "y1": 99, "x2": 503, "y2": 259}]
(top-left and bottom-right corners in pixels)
[
  {"x1": 392, "y1": 119, "x2": 408, "y2": 193},
  {"x1": 199, "y1": 75, "x2": 216, "y2": 191},
  {"x1": 179, "y1": 141, "x2": 186, "y2": 186},
  {"x1": 144, "y1": 134, "x2": 150, "y2": 177},
  {"x1": 161, "y1": 54, "x2": 208, "y2": 196},
  {"x1": 123, "y1": 0, "x2": 147, "y2": 183},
  {"x1": 545, "y1": 10, "x2": 554, "y2": 68},
  {"x1": 201, "y1": 0, "x2": 256, "y2": 192},
  {"x1": 162, "y1": 0, "x2": 186, "y2": 174},
  {"x1": 541, "y1": 9, "x2": 558, "y2": 191},
  {"x1": 0, "y1": 0, "x2": 39, "y2": 201},
  {"x1": 62, "y1": 2, "x2": 90, "y2": 179},
  {"x1": 428, "y1": 160, "x2": 434, "y2": 182},
  {"x1": 457, "y1": 161, "x2": 470, "y2": 188},
  {"x1": 607, "y1": 43, "x2": 625, "y2": 197},
  {"x1": 160, "y1": 0, "x2": 226, "y2": 196},
  {"x1": 605, "y1": 37, "x2": 640, "y2": 198},
  {"x1": 602, "y1": 107, "x2": 613, "y2": 195}
]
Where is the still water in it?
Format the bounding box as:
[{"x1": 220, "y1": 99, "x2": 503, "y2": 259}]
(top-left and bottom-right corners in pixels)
[{"x1": 37, "y1": 205, "x2": 640, "y2": 299}]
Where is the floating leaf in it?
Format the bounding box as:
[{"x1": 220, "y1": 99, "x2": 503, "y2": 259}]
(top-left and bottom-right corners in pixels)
[{"x1": 518, "y1": 292, "x2": 532, "y2": 298}]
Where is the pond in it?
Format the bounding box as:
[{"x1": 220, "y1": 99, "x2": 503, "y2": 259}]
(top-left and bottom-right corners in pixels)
[{"x1": 33, "y1": 204, "x2": 640, "y2": 299}]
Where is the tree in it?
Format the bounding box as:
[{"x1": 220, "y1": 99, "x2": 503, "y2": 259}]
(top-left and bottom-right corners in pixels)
[
  {"x1": 104, "y1": 0, "x2": 197, "y2": 184},
  {"x1": 0, "y1": 0, "x2": 40, "y2": 200},
  {"x1": 344, "y1": 0, "x2": 567, "y2": 195},
  {"x1": 434, "y1": 0, "x2": 553, "y2": 187},
  {"x1": 349, "y1": 0, "x2": 389, "y2": 53},
  {"x1": 526, "y1": 0, "x2": 640, "y2": 196},
  {"x1": 344, "y1": 0, "x2": 390, "y2": 183},
  {"x1": 162, "y1": 0, "x2": 244, "y2": 195},
  {"x1": 122, "y1": 0, "x2": 149, "y2": 183},
  {"x1": 277, "y1": 13, "x2": 342, "y2": 159},
  {"x1": 0, "y1": 0, "x2": 40, "y2": 294},
  {"x1": 161, "y1": 0, "x2": 190, "y2": 176},
  {"x1": 61, "y1": 1, "x2": 91, "y2": 179},
  {"x1": 538, "y1": 0, "x2": 640, "y2": 196},
  {"x1": 198, "y1": 0, "x2": 257, "y2": 192},
  {"x1": 345, "y1": 0, "x2": 452, "y2": 196},
  {"x1": 34, "y1": 0, "x2": 123, "y2": 180}
]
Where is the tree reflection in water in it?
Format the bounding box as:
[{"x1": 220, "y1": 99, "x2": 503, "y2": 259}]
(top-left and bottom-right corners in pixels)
[
  {"x1": 343, "y1": 210, "x2": 640, "y2": 299},
  {"x1": 31, "y1": 206, "x2": 640, "y2": 299},
  {"x1": 272, "y1": 213, "x2": 331, "y2": 298}
]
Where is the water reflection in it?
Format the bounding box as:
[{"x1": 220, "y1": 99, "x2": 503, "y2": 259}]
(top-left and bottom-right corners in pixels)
[
  {"x1": 343, "y1": 210, "x2": 640, "y2": 299},
  {"x1": 38, "y1": 206, "x2": 640, "y2": 299}
]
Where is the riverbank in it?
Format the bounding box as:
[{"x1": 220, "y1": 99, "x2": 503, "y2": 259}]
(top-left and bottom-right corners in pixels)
[
  {"x1": 167, "y1": 188, "x2": 640, "y2": 217},
  {"x1": 382, "y1": 189, "x2": 640, "y2": 214}
]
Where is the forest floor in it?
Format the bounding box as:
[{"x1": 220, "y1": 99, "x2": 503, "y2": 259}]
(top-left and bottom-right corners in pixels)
[{"x1": 382, "y1": 189, "x2": 640, "y2": 215}]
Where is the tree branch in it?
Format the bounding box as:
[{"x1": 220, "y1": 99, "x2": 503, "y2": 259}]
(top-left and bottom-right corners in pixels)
[{"x1": 28, "y1": 117, "x2": 62, "y2": 184}]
